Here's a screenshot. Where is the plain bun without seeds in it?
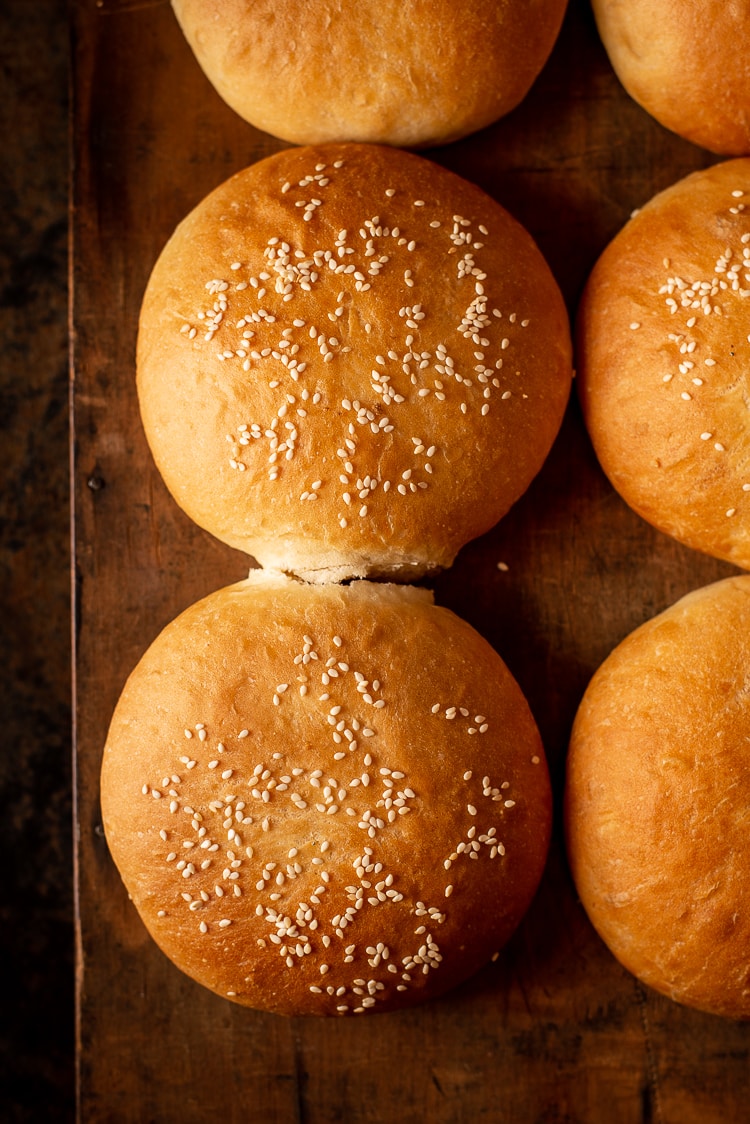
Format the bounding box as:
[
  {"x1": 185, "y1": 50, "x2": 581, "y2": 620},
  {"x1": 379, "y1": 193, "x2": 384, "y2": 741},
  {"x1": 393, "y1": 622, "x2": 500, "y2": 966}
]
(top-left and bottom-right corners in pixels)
[
  {"x1": 171, "y1": 0, "x2": 569, "y2": 149},
  {"x1": 591, "y1": 0, "x2": 750, "y2": 156},
  {"x1": 565, "y1": 576, "x2": 750, "y2": 1019},
  {"x1": 137, "y1": 143, "x2": 572, "y2": 582},
  {"x1": 577, "y1": 160, "x2": 750, "y2": 570},
  {"x1": 100, "y1": 572, "x2": 552, "y2": 1015}
]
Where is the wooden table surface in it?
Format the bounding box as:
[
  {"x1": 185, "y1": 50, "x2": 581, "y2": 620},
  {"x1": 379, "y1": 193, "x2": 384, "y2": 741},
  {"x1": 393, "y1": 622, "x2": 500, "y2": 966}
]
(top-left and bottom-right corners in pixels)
[{"x1": 71, "y1": 1, "x2": 750, "y2": 1120}]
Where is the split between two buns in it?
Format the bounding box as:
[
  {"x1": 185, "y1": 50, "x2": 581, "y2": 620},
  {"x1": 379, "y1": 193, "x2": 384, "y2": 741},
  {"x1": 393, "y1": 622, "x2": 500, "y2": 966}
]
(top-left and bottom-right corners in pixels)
[{"x1": 102, "y1": 143, "x2": 574, "y2": 1014}]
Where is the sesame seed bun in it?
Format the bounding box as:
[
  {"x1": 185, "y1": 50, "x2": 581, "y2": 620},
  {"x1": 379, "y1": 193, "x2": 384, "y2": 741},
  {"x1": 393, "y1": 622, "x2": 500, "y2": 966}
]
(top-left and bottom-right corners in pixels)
[
  {"x1": 170, "y1": 0, "x2": 568, "y2": 149},
  {"x1": 565, "y1": 575, "x2": 750, "y2": 1020},
  {"x1": 137, "y1": 143, "x2": 572, "y2": 582},
  {"x1": 576, "y1": 159, "x2": 750, "y2": 570},
  {"x1": 100, "y1": 572, "x2": 552, "y2": 1015},
  {"x1": 591, "y1": 0, "x2": 750, "y2": 156}
]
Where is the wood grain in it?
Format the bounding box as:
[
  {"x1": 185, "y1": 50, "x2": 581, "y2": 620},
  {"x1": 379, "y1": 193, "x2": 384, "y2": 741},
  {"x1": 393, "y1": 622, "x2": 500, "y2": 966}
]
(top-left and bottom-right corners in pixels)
[{"x1": 71, "y1": 1, "x2": 750, "y2": 1120}]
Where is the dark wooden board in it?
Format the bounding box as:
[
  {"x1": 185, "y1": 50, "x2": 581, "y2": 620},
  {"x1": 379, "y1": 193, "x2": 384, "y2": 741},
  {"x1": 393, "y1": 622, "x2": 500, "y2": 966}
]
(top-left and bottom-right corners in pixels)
[{"x1": 71, "y1": 1, "x2": 750, "y2": 1120}]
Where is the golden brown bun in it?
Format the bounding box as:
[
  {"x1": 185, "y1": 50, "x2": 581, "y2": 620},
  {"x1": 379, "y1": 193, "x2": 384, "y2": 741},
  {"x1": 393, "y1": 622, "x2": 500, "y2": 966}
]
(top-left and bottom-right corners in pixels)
[
  {"x1": 101, "y1": 572, "x2": 552, "y2": 1015},
  {"x1": 577, "y1": 160, "x2": 750, "y2": 570},
  {"x1": 565, "y1": 576, "x2": 750, "y2": 1019},
  {"x1": 138, "y1": 143, "x2": 572, "y2": 582},
  {"x1": 171, "y1": 0, "x2": 568, "y2": 149},
  {"x1": 591, "y1": 0, "x2": 750, "y2": 155}
]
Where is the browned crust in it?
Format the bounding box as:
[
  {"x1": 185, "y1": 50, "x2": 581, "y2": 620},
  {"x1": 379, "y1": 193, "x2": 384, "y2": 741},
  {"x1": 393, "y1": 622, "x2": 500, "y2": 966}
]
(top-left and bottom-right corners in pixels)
[
  {"x1": 138, "y1": 143, "x2": 572, "y2": 580},
  {"x1": 592, "y1": 0, "x2": 750, "y2": 156},
  {"x1": 565, "y1": 575, "x2": 750, "y2": 1019},
  {"x1": 171, "y1": 0, "x2": 568, "y2": 148},
  {"x1": 101, "y1": 574, "x2": 552, "y2": 1015},
  {"x1": 577, "y1": 159, "x2": 750, "y2": 570}
]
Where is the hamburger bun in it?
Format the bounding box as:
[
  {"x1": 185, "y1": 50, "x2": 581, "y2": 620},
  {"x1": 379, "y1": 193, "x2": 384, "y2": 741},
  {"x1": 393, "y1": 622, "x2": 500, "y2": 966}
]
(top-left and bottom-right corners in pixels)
[
  {"x1": 100, "y1": 572, "x2": 552, "y2": 1015},
  {"x1": 565, "y1": 575, "x2": 750, "y2": 1019},
  {"x1": 591, "y1": 0, "x2": 750, "y2": 155},
  {"x1": 171, "y1": 0, "x2": 568, "y2": 149},
  {"x1": 577, "y1": 159, "x2": 750, "y2": 570},
  {"x1": 137, "y1": 143, "x2": 572, "y2": 582}
]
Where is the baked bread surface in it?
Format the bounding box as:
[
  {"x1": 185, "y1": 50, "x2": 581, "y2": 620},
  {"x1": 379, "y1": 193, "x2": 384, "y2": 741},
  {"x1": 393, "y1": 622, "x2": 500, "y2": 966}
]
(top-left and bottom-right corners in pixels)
[
  {"x1": 101, "y1": 572, "x2": 552, "y2": 1015},
  {"x1": 138, "y1": 143, "x2": 572, "y2": 581},
  {"x1": 592, "y1": 0, "x2": 750, "y2": 155},
  {"x1": 577, "y1": 159, "x2": 750, "y2": 570},
  {"x1": 171, "y1": 0, "x2": 568, "y2": 148},
  {"x1": 566, "y1": 575, "x2": 750, "y2": 1019}
]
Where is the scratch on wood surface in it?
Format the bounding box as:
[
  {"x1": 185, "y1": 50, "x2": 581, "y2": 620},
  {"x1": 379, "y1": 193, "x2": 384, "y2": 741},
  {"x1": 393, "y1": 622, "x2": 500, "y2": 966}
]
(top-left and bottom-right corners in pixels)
[
  {"x1": 634, "y1": 979, "x2": 664, "y2": 1124},
  {"x1": 147, "y1": 477, "x2": 163, "y2": 571},
  {"x1": 513, "y1": 961, "x2": 535, "y2": 1020},
  {"x1": 291, "y1": 1031, "x2": 306, "y2": 1124},
  {"x1": 95, "y1": 0, "x2": 168, "y2": 14}
]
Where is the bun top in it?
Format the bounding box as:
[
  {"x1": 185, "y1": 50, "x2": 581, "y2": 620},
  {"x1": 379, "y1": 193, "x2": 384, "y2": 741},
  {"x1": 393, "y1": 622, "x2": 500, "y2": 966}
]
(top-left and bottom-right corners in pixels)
[
  {"x1": 101, "y1": 572, "x2": 552, "y2": 1015},
  {"x1": 565, "y1": 575, "x2": 750, "y2": 1019},
  {"x1": 171, "y1": 0, "x2": 568, "y2": 149},
  {"x1": 138, "y1": 143, "x2": 572, "y2": 582},
  {"x1": 592, "y1": 0, "x2": 750, "y2": 155},
  {"x1": 577, "y1": 159, "x2": 750, "y2": 570}
]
